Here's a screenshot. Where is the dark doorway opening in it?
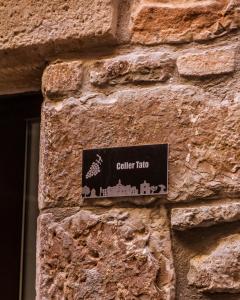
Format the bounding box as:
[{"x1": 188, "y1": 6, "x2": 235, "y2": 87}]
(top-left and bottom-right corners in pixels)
[{"x1": 0, "y1": 93, "x2": 42, "y2": 300}]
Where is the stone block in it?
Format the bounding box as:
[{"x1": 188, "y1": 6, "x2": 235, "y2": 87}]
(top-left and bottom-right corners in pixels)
[
  {"x1": 90, "y1": 52, "x2": 175, "y2": 86},
  {"x1": 39, "y1": 84, "x2": 240, "y2": 208},
  {"x1": 188, "y1": 234, "x2": 240, "y2": 293},
  {"x1": 130, "y1": 0, "x2": 240, "y2": 44},
  {"x1": 0, "y1": 0, "x2": 119, "y2": 52},
  {"x1": 36, "y1": 207, "x2": 175, "y2": 300},
  {"x1": 171, "y1": 202, "x2": 240, "y2": 231},
  {"x1": 0, "y1": 0, "x2": 119, "y2": 95},
  {"x1": 42, "y1": 61, "x2": 83, "y2": 100},
  {"x1": 0, "y1": 63, "x2": 44, "y2": 95},
  {"x1": 177, "y1": 48, "x2": 236, "y2": 78}
]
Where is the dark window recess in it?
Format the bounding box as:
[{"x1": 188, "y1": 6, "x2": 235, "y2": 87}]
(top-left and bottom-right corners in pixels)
[{"x1": 0, "y1": 93, "x2": 42, "y2": 300}]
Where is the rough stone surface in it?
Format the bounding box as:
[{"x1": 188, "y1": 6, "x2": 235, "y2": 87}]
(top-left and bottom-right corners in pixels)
[
  {"x1": 0, "y1": 0, "x2": 119, "y2": 51},
  {"x1": 188, "y1": 234, "x2": 240, "y2": 293},
  {"x1": 0, "y1": 0, "x2": 119, "y2": 95},
  {"x1": 42, "y1": 61, "x2": 83, "y2": 100},
  {"x1": 171, "y1": 202, "x2": 240, "y2": 231},
  {"x1": 40, "y1": 84, "x2": 240, "y2": 208},
  {"x1": 0, "y1": 0, "x2": 239, "y2": 299},
  {"x1": 0, "y1": 62, "x2": 44, "y2": 95},
  {"x1": 37, "y1": 207, "x2": 175, "y2": 300},
  {"x1": 177, "y1": 47, "x2": 236, "y2": 78},
  {"x1": 131, "y1": 0, "x2": 240, "y2": 44},
  {"x1": 172, "y1": 220, "x2": 240, "y2": 300},
  {"x1": 90, "y1": 52, "x2": 175, "y2": 86}
]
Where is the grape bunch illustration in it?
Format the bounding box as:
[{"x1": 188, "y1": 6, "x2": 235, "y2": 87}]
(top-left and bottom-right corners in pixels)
[
  {"x1": 86, "y1": 162, "x2": 100, "y2": 179},
  {"x1": 86, "y1": 154, "x2": 103, "y2": 179}
]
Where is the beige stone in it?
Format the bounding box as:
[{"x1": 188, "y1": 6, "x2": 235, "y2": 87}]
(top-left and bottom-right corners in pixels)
[
  {"x1": 171, "y1": 202, "x2": 240, "y2": 231},
  {"x1": 39, "y1": 84, "x2": 240, "y2": 209},
  {"x1": 177, "y1": 48, "x2": 236, "y2": 78},
  {"x1": 0, "y1": 62, "x2": 43, "y2": 95},
  {"x1": 0, "y1": 0, "x2": 119, "y2": 95},
  {"x1": 0, "y1": 0, "x2": 119, "y2": 51},
  {"x1": 90, "y1": 52, "x2": 175, "y2": 86},
  {"x1": 42, "y1": 61, "x2": 83, "y2": 100},
  {"x1": 36, "y1": 207, "x2": 175, "y2": 300},
  {"x1": 131, "y1": 0, "x2": 240, "y2": 44},
  {"x1": 188, "y1": 234, "x2": 240, "y2": 293}
]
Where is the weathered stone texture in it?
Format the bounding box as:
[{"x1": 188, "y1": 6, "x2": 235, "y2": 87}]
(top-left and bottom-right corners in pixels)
[
  {"x1": 177, "y1": 47, "x2": 236, "y2": 78},
  {"x1": 90, "y1": 52, "x2": 175, "y2": 86},
  {"x1": 0, "y1": 0, "x2": 119, "y2": 95},
  {"x1": 0, "y1": 0, "x2": 119, "y2": 51},
  {"x1": 0, "y1": 63, "x2": 44, "y2": 95},
  {"x1": 131, "y1": 0, "x2": 240, "y2": 44},
  {"x1": 171, "y1": 202, "x2": 240, "y2": 231},
  {"x1": 42, "y1": 61, "x2": 83, "y2": 100},
  {"x1": 0, "y1": 0, "x2": 239, "y2": 298},
  {"x1": 37, "y1": 207, "x2": 175, "y2": 300},
  {"x1": 188, "y1": 234, "x2": 240, "y2": 293},
  {"x1": 40, "y1": 84, "x2": 240, "y2": 208}
]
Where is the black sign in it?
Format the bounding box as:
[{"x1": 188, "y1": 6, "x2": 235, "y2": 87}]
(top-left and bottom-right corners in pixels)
[{"x1": 82, "y1": 144, "x2": 168, "y2": 199}]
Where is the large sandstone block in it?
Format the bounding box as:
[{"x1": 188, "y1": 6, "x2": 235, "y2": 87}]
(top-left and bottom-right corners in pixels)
[
  {"x1": 36, "y1": 207, "x2": 175, "y2": 300},
  {"x1": 0, "y1": 0, "x2": 119, "y2": 95},
  {"x1": 0, "y1": 0, "x2": 119, "y2": 52},
  {"x1": 39, "y1": 84, "x2": 240, "y2": 208},
  {"x1": 131, "y1": 0, "x2": 240, "y2": 44},
  {"x1": 188, "y1": 234, "x2": 240, "y2": 293}
]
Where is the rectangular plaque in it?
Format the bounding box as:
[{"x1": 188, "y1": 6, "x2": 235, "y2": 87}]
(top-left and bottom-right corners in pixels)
[{"x1": 82, "y1": 144, "x2": 168, "y2": 198}]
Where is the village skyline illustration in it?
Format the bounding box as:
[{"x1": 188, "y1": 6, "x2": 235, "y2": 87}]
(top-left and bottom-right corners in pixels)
[{"x1": 82, "y1": 179, "x2": 167, "y2": 198}]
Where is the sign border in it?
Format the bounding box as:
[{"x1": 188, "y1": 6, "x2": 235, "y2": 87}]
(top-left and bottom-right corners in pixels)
[{"x1": 82, "y1": 143, "x2": 169, "y2": 199}]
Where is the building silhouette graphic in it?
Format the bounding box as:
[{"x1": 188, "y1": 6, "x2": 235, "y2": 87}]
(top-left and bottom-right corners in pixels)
[
  {"x1": 83, "y1": 179, "x2": 166, "y2": 198},
  {"x1": 100, "y1": 180, "x2": 138, "y2": 197}
]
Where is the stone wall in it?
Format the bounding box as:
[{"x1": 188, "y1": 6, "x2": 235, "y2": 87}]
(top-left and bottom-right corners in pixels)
[{"x1": 1, "y1": 0, "x2": 240, "y2": 299}]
